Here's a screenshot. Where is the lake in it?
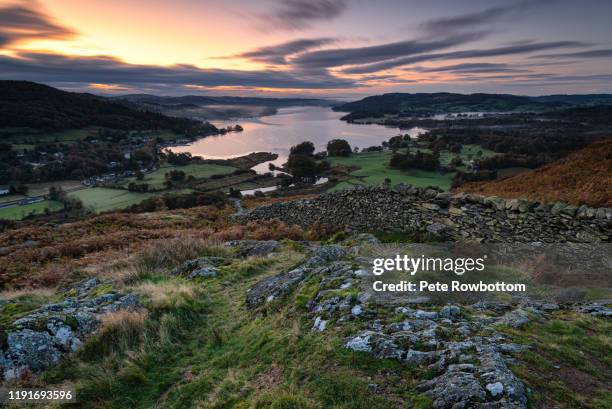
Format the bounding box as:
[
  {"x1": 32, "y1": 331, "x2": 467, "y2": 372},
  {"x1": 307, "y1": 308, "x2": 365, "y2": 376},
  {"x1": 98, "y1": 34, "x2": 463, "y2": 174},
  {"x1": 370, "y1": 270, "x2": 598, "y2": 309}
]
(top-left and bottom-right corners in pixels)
[{"x1": 171, "y1": 106, "x2": 427, "y2": 172}]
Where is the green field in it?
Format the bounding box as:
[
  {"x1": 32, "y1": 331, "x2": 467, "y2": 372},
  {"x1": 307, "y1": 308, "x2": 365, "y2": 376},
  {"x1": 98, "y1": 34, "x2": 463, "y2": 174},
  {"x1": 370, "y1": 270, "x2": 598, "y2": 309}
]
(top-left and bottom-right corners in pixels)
[
  {"x1": 327, "y1": 151, "x2": 454, "y2": 192},
  {"x1": 0, "y1": 200, "x2": 63, "y2": 220},
  {"x1": 438, "y1": 143, "x2": 499, "y2": 168},
  {"x1": 123, "y1": 163, "x2": 237, "y2": 189},
  {"x1": 68, "y1": 187, "x2": 197, "y2": 213},
  {"x1": 68, "y1": 188, "x2": 157, "y2": 213}
]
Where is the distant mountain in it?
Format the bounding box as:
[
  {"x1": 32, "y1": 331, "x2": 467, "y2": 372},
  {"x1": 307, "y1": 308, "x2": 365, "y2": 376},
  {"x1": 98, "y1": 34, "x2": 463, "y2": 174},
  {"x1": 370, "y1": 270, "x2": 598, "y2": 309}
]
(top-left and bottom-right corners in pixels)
[
  {"x1": 458, "y1": 138, "x2": 612, "y2": 207},
  {"x1": 114, "y1": 94, "x2": 337, "y2": 107},
  {"x1": 333, "y1": 92, "x2": 552, "y2": 118},
  {"x1": 333, "y1": 92, "x2": 612, "y2": 120},
  {"x1": 531, "y1": 94, "x2": 612, "y2": 106},
  {"x1": 0, "y1": 81, "x2": 214, "y2": 132}
]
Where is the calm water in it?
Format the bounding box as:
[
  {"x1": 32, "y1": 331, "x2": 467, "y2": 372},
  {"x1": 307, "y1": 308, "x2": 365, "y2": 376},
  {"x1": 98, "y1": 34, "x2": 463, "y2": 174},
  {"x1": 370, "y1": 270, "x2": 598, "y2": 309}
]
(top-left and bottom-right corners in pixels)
[{"x1": 171, "y1": 106, "x2": 427, "y2": 172}]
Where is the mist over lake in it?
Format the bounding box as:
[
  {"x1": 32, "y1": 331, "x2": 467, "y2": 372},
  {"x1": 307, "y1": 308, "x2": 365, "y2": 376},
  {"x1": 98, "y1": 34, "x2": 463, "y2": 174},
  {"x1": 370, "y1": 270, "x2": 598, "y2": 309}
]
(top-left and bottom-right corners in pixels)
[{"x1": 171, "y1": 106, "x2": 427, "y2": 171}]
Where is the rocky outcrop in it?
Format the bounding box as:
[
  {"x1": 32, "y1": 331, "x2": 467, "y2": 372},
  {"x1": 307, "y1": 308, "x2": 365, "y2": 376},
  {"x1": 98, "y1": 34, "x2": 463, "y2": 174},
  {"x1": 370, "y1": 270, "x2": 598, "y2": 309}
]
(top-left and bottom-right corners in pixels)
[
  {"x1": 170, "y1": 256, "x2": 226, "y2": 279},
  {"x1": 0, "y1": 278, "x2": 140, "y2": 380},
  {"x1": 225, "y1": 240, "x2": 280, "y2": 257},
  {"x1": 244, "y1": 236, "x2": 611, "y2": 408},
  {"x1": 235, "y1": 185, "x2": 612, "y2": 243},
  {"x1": 246, "y1": 245, "x2": 346, "y2": 308}
]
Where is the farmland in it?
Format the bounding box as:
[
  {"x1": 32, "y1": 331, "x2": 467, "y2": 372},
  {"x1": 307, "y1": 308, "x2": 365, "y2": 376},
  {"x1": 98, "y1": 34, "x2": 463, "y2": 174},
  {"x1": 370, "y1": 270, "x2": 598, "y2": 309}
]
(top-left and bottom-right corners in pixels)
[
  {"x1": 121, "y1": 163, "x2": 238, "y2": 190},
  {"x1": 0, "y1": 200, "x2": 63, "y2": 220},
  {"x1": 327, "y1": 151, "x2": 454, "y2": 191}
]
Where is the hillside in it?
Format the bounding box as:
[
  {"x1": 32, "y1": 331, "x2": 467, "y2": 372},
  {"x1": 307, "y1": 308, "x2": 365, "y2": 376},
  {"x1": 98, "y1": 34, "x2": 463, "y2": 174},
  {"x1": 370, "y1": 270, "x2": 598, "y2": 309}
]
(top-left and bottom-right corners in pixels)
[
  {"x1": 0, "y1": 81, "x2": 215, "y2": 132},
  {"x1": 0, "y1": 201, "x2": 610, "y2": 408},
  {"x1": 333, "y1": 92, "x2": 612, "y2": 121},
  {"x1": 333, "y1": 92, "x2": 555, "y2": 119},
  {"x1": 459, "y1": 138, "x2": 612, "y2": 207},
  {"x1": 532, "y1": 94, "x2": 612, "y2": 106}
]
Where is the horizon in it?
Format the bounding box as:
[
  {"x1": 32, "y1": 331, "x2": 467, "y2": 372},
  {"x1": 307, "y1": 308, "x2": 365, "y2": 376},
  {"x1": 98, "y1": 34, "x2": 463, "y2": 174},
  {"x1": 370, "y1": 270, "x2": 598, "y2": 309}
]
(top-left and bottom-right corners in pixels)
[
  {"x1": 1, "y1": 0, "x2": 612, "y2": 98},
  {"x1": 10, "y1": 80, "x2": 612, "y2": 100}
]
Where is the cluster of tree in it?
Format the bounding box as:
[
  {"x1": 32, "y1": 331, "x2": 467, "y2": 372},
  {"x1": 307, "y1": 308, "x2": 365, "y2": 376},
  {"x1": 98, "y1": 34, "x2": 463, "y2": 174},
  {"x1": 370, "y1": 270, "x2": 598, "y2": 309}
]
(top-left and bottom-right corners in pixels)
[
  {"x1": 326, "y1": 139, "x2": 352, "y2": 156},
  {"x1": 286, "y1": 141, "x2": 329, "y2": 179},
  {"x1": 162, "y1": 150, "x2": 196, "y2": 166},
  {"x1": 48, "y1": 186, "x2": 83, "y2": 211},
  {"x1": 425, "y1": 128, "x2": 591, "y2": 158},
  {"x1": 125, "y1": 191, "x2": 227, "y2": 213},
  {"x1": 389, "y1": 150, "x2": 440, "y2": 171},
  {"x1": 383, "y1": 134, "x2": 414, "y2": 151},
  {"x1": 0, "y1": 142, "x2": 158, "y2": 184},
  {"x1": 165, "y1": 170, "x2": 186, "y2": 182},
  {"x1": 127, "y1": 182, "x2": 149, "y2": 192},
  {"x1": 451, "y1": 170, "x2": 497, "y2": 188}
]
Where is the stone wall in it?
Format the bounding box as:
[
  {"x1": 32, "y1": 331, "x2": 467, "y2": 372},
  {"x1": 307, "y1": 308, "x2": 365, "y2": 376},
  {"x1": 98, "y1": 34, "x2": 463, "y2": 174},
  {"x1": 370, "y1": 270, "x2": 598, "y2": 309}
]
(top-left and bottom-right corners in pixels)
[{"x1": 236, "y1": 185, "x2": 612, "y2": 242}]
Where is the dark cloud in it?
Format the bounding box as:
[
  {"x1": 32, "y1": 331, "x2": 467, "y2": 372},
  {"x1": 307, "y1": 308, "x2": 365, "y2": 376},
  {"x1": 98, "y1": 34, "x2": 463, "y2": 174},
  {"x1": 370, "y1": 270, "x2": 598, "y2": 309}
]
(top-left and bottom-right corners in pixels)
[
  {"x1": 254, "y1": 0, "x2": 346, "y2": 31},
  {"x1": 0, "y1": 52, "x2": 357, "y2": 90},
  {"x1": 342, "y1": 41, "x2": 590, "y2": 74},
  {"x1": 499, "y1": 73, "x2": 612, "y2": 87},
  {"x1": 0, "y1": 1, "x2": 76, "y2": 48},
  {"x1": 420, "y1": 1, "x2": 536, "y2": 37},
  {"x1": 233, "y1": 37, "x2": 337, "y2": 65},
  {"x1": 529, "y1": 49, "x2": 612, "y2": 59},
  {"x1": 292, "y1": 31, "x2": 485, "y2": 69},
  {"x1": 410, "y1": 63, "x2": 526, "y2": 74}
]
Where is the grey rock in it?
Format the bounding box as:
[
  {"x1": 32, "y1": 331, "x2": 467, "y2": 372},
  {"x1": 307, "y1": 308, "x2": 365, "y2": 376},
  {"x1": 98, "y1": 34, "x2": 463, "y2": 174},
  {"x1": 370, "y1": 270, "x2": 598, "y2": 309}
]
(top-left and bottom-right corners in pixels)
[
  {"x1": 353, "y1": 269, "x2": 369, "y2": 278},
  {"x1": 4, "y1": 330, "x2": 61, "y2": 378},
  {"x1": 345, "y1": 332, "x2": 374, "y2": 352},
  {"x1": 417, "y1": 369, "x2": 486, "y2": 409},
  {"x1": 312, "y1": 317, "x2": 327, "y2": 332},
  {"x1": 170, "y1": 257, "x2": 225, "y2": 277},
  {"x1": 415, "y1": 310, "x2": 439, "y2": 320},
  {"x1": 188, "y1": 266, "x2": 218, "y2": 279},
  {"x1": 486, "y1": 382, "x2": 504, "y2": 397},
  {"x1": 225, "y1": 240, "x2": 280, "y2": 257},
  {"x1": 440, "y1": 305, "x2": 461, "y2": 318},
  {"x1": 498, "y1": 310, "x2": 530, "y2": 328},
  {"x1": 246, "y1": 267, "x2": 306, "y2": 308},
  {"x1": 426, "y1": 222, "x2": 447, "y2": 237},
  {"x1": 304, "y1": 245, "x2": 347, "y2": 267}
]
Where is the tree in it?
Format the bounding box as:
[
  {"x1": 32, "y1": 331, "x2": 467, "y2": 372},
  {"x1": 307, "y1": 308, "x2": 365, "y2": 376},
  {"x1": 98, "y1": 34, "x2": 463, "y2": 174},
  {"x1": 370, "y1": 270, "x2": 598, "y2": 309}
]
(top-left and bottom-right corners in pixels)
[
  {"x1": 10, "y1": 184, "x2": 28, "y2": 195},
  {"x1": 287, "y1": 155, "x2": 319, "y2": 178},
  {"x1": 326, "y1": 139, "x2": 352, "y2": 157},
  {"x1": 165, "y1": 170, "x2": 186, "y2": 182},
  {"x1": 290, "y1": 141, "x2": 315, "y2": 157},
  {"x1": 450, "y1": 156, "x2": 464, "y2": 167},
  {"x1": 228, "y1": 187, "x2": 242, "y2": 198},
  {"x1": 389, "y1": 150, "x2": 440, "y2": 171}
]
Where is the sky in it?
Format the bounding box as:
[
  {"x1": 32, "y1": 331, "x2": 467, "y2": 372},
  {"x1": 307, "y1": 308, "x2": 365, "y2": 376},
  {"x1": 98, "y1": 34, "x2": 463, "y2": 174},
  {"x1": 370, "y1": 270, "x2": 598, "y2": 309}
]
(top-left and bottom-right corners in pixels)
[{"x1": 1, "y1": 0, "x2": 612, "y2": 98}]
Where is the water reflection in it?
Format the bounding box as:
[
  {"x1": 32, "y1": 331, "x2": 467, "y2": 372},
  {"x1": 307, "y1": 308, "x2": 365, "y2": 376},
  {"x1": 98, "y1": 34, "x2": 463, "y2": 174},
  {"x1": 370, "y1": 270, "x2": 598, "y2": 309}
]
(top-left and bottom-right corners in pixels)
[{"x1": 171, "y1": 106, "x2": 427, "y2": 172}]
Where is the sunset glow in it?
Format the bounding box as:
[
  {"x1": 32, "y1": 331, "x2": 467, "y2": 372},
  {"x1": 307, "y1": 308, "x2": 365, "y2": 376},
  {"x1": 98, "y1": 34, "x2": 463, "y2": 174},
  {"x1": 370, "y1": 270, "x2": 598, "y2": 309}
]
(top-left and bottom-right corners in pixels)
[{"x1": 2, "y1": 0, "x2": 612, "y2": 96}]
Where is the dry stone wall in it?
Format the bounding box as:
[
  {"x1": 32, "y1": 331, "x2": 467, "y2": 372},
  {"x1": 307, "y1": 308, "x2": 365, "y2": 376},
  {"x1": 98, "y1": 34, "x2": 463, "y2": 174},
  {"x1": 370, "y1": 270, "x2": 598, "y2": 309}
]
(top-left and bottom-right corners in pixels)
[{"x1": 236, "y1": 185, "x2": 612, "y2": 243}]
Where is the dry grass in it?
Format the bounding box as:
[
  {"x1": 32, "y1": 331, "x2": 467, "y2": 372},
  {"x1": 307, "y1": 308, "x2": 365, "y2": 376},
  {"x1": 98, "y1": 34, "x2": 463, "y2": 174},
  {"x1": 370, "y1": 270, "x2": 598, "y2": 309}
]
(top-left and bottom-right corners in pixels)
[
  {"x1": 133, "y1": 281, "x2": 199, "y2": 310},
  {"x1": 78, "y1": 309, "x2": 149, "y2": 360},
  {"x1": 133, "y1": 235, "x2": 226, "y2": 274},
  {"x1": 459, "y1": 139, "x2": 612, "y2": 207},
  {"x1": 241, "y1": 193, "x2": 317, "y2": 209},
  {"x1": 0, "y1": 287, "x2": 55, "y2": 301},
  {"x1": 0, "y1": 203, "x2": 305, "y2": 290},
  {"x1": 100, "y1": 309, "x2": 148, "y2": 332}
]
